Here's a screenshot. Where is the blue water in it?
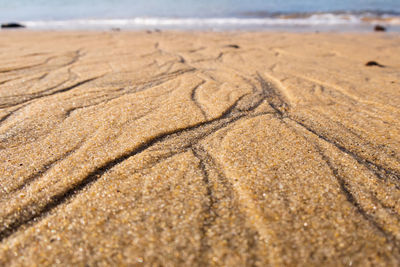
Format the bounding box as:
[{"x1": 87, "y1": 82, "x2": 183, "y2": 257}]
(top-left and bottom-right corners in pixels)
[{"x1": 1, "y1": 0, "x2": 400, "y2": 30}]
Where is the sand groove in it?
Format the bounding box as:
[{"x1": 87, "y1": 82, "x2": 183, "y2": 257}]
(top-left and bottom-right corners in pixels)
[{"x1": 0, "y1": 69, "x2": 275, "y2": 242}]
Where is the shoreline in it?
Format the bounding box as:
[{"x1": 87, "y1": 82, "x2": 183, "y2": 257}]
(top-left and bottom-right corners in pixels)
[
  {"x1": 2, "y1": 28, "x2": 400, "y2": 34},
  {"x1": 2, "y1": 12, "x2": 400, "y2": 32}
]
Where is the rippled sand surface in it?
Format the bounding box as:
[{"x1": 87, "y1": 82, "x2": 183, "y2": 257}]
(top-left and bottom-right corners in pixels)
[{"x1": 0, "y1": 31, "x2": 400, "y2": 266}]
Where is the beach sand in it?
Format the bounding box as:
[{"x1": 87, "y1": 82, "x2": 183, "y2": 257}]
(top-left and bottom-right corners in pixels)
[{"x1": 0, "y1": 31, "x2": 399, "y2": 266}]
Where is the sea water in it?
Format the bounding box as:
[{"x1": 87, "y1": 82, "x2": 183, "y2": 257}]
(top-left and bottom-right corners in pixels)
[{"x1": 1, "y1": 0, "x2": 399, "y2": 31}]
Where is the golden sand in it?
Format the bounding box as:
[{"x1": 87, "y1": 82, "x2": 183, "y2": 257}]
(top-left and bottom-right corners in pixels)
[{"x1": 0, "y1": 31, "x2": 399, "y2": 266}]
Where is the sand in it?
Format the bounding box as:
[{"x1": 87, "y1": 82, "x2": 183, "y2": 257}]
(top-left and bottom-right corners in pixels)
[{"x1": 0, "y1": 31, "x2": 399, "y2": 266}]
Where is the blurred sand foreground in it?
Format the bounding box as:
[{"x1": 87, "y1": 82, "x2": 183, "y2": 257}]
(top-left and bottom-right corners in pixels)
[{"x1": 0, "y1": 31, "x2": 400, "y2": 266}]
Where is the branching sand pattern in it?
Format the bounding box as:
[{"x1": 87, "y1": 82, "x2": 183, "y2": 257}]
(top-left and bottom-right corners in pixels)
[{"x1": 0, "y1": 31, "x2": 400, "y2": 266}]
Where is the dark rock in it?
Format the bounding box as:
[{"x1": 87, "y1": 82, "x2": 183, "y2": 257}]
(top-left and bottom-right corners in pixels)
[
  {"x1": 1, "y1": 22, "x2": 26, "y2": 29},
  {"x1": 111, "y1": 27, "x2": 121, "y2": 32},
  {"x1": 225, "y1": 44, "x2": 240, "y2": 49},
  {"x1": 365, "y1": 61, "x2": 385, "y2": 67},
  {"x1": 374, "y1": 25, "x2": 386, "y2": 32}
]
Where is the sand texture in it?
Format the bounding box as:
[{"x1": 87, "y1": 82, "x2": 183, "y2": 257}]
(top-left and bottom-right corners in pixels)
[{"x1": 0, "y1": 31, "x2": 400, "y2": 266}]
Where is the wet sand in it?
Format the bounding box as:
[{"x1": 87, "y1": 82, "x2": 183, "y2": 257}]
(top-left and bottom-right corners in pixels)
[{"x1": 0, "y1": 31, "x2": 400, "y2": 266}]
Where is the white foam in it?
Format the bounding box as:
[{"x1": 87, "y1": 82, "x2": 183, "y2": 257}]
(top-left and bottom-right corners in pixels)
[{"x1": 22, "y1": 15, "x2": 400, "y2": 30}]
